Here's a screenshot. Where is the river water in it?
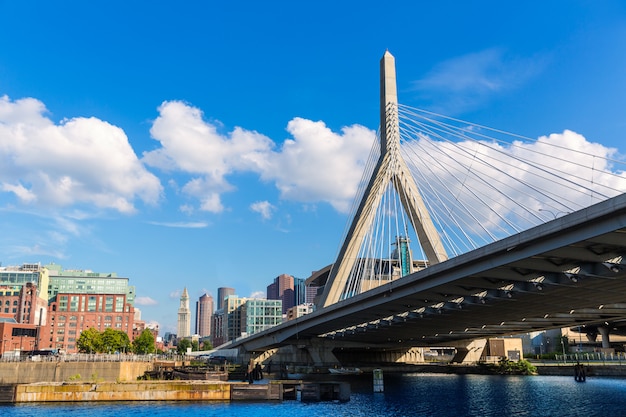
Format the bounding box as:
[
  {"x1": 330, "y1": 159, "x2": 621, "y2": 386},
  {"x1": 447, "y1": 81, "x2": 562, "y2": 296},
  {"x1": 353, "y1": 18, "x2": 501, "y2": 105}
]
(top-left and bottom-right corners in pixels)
[{"x1": 2, "y1": 373, "x2": 625, "y2": 416}]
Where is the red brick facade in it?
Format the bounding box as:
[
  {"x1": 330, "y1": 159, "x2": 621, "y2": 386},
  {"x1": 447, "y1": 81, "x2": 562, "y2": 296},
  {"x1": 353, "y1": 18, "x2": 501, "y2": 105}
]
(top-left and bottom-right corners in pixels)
[
  {"x1": 0, "y1": 282, "x2": 47, "y2": 325},
  {"x1": 39, "y1": 293, "x2": 135, "y2": 353}
]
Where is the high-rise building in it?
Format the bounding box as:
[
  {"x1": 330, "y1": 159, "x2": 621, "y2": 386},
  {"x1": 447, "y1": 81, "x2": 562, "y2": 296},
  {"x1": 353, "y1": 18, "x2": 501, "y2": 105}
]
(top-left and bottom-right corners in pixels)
[
  {"x1": 43, "y1": 292, "x2": 135, "y2": 353},
  {"x1": 177, "y1": 287, "x2": 191, "y2": 338},
  {"x1": 223, "y1": 294, "x2": 247, "y2": 342},
  {"x1": 211, "y1": 309, "x2": 225, "y2": 347},
  {"x1": 217, "y1": 287, "x2": 234, "y2": 311},
  {"x1": 1, "y1": 263, "x2": 140, "y2": 355},
  {"x1": 38, "y1": 264, "x2": 137, "y2": 353},
  {"x1": 267, "y1": 274, "x2": 294, "y2": 314},
  {"x1": 242, "y1": 299, "x2": 282, "y2": 335},
  {"x1": 0, "y1": 263, "x2": 49, "y2": 326},
  {"x1": 45, "y1": 263, "x2": 135, "y2": 305},
  {"x1": 195, "y1": 293, "x2": 214, "y2": 338}
]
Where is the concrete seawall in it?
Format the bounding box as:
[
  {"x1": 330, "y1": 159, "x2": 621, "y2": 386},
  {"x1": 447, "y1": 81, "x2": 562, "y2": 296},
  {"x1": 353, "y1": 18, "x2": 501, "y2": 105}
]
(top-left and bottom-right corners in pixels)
[
  {"x1": 1, "y1": 380, "x2": 337, "y2": 403},
  {"x1": 13, "y1": 381, "x2": 233, "y2": 402},
  {"x1": 0, "y1": 361, "x2": 153, "y2": 384}
]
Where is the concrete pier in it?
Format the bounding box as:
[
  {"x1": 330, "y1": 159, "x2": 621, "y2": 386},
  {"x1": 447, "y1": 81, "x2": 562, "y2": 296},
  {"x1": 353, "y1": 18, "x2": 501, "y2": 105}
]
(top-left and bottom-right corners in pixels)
[{"x1": 0, "y1": 380, "x2": 350, "y2": 403}]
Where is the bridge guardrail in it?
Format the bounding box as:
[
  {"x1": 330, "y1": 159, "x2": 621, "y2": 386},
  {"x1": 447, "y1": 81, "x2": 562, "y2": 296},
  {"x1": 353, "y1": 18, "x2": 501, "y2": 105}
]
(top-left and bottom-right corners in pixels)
[{"x1": 533, "y1": 352, "x2": 626, "y2": 365}]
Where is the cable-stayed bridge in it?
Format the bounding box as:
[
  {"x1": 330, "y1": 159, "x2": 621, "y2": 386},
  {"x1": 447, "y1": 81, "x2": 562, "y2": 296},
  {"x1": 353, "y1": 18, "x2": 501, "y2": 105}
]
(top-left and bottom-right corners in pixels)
[{"x1": 225, "y1": 52, "x2": 626, "y2": 363}]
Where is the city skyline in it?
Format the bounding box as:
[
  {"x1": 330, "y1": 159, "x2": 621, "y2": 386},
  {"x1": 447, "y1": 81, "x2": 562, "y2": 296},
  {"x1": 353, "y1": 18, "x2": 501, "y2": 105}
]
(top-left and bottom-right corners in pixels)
[{"x1": 2, "y1": 2, "x2": 626, "y2": 333}]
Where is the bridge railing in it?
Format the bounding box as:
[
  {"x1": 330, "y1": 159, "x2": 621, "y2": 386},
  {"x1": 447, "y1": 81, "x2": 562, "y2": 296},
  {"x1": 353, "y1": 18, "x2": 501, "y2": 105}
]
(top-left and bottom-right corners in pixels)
[{"x1": 553, "y1": 352, "x2": 626, "y2": 365}]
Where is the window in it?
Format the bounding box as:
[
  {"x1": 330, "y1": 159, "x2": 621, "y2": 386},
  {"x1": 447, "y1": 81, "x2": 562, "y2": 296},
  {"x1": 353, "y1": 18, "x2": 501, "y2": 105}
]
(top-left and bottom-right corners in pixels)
[
  {"x1": 59, "y1": 296, "x2": 68, "y2": 312},
  {"x1": 88, "y1": 296, "x2": 96, "y2": 312},
  {"x1": 115, "y1": 296, "x2": 124, "y2": 312},
  {"x1": 105, "y1": 296, "x2": 113, "y2": 312},
  {"x1": 70, "y1": 296, "x2": 79, "y2": 312}
]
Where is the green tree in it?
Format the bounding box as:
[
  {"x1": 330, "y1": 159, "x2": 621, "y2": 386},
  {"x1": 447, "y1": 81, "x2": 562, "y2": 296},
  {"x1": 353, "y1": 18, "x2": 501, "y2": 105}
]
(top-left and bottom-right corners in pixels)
[
  {"x1": 101, "y1": 328, "x2": 130, "y2": 353},
  {"x1": 177, "y1": 338, "x2": 191, "y2": 354},
  {"x1": 77, "y1": 327, "x2": 102, "y2": 353},
  {"x1": 132, "y1": 329, "x2": 156, "y2": 354}
]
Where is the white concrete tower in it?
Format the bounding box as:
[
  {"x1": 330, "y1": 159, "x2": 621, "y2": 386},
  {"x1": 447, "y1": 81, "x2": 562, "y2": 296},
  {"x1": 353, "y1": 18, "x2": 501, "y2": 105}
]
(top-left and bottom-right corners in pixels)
[
  {"x1": 177, "y1": 287, "x2": 191, "y2": 338},
  {"x1": 319, "y1": 51, "x2": 447, "y2": 307}
]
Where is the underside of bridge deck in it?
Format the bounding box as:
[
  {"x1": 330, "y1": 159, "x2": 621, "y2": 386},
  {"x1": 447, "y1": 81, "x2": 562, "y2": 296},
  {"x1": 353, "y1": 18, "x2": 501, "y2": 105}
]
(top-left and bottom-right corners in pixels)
[{"x1": 233, "y1": 192, "x2": 626, "y2": 352}]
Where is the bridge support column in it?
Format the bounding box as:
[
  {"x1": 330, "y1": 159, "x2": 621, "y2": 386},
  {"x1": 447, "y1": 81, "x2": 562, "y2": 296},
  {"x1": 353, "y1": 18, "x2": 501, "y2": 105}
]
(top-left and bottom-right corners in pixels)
[
  {"x1": 598, "y1": 326, "x2": 611, "y2": 349},
  {"x1": 451, "y1": 339, "x2": 487, "y2": 364},
  {"x1": 305, "y1": 339, "x2": 341, "y2": 366}
]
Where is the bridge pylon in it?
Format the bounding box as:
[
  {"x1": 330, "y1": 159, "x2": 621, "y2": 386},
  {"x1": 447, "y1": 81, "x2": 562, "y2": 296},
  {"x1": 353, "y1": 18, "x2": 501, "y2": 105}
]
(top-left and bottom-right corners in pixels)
[{"x1": 319, "y1": 51, "x2": 448, "y2": 308}]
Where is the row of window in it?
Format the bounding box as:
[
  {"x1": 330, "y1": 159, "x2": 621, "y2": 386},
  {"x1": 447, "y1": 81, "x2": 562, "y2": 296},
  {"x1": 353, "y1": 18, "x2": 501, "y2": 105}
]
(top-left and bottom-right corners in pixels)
[
  {"x1": 55, "y1": 295, "x2": 127, "y2": 313},
  {"x1": 0, "y1": 273, "x2": 38, "y2": 284},
  {"x1": 51, "y1": 315, "x2": 127, "y2": 324},
  {"x1": 54, "y1": 322, "x2": 127, "y2": 335}
]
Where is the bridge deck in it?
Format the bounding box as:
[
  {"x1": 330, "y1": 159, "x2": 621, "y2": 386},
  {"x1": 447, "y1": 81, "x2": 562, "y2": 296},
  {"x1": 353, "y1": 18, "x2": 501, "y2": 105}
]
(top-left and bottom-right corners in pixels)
[{"x1": 233, "y1": 192, "x2": 626, "y2": 351}]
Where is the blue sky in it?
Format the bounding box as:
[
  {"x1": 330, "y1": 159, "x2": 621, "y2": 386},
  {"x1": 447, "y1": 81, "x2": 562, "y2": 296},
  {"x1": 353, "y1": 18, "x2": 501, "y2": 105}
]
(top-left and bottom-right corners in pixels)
[{"x1": 1, "y1": 1, "x2": 626, "y2": 333}]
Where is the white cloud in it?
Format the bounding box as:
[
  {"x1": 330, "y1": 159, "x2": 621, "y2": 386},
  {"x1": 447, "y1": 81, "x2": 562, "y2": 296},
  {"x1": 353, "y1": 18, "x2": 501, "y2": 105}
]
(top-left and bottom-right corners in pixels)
[
  {"x1": 412, "y1": 49, "x2": 547, "y2": 112},
  {"x1": 249, "y1": 291, "x2": 265, "y2": 299},
  {"x1": 144, "y1": 101, "x2": 376, "y2": 214},
  {"x1": 147, "y1": 221, "x2": 209, "y2": 228},
  {"x1": 6, "y1": 243, "x2": 66, "y2": 259},
  {"x1": 135, "y1": 296, "x2": 158, "y2": 306},
  {"x1": 0, "y1": 94, "x2": 377, "y2": 263},
  {"x1": 261, "y1": 118, "x2": 376, "y2": 213},
  {"x1": 250, "y1": 200, "x2": 275, "y2": 220},
  {"x1": 143, "y1": 101, "x2": 274, "y2": 213},
  {"x1": 0, "y1": 95, "x2": 163, "y2": 213},
  {"x1": 0, "y1": 183, "x2": 36, "y2": 203}
]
